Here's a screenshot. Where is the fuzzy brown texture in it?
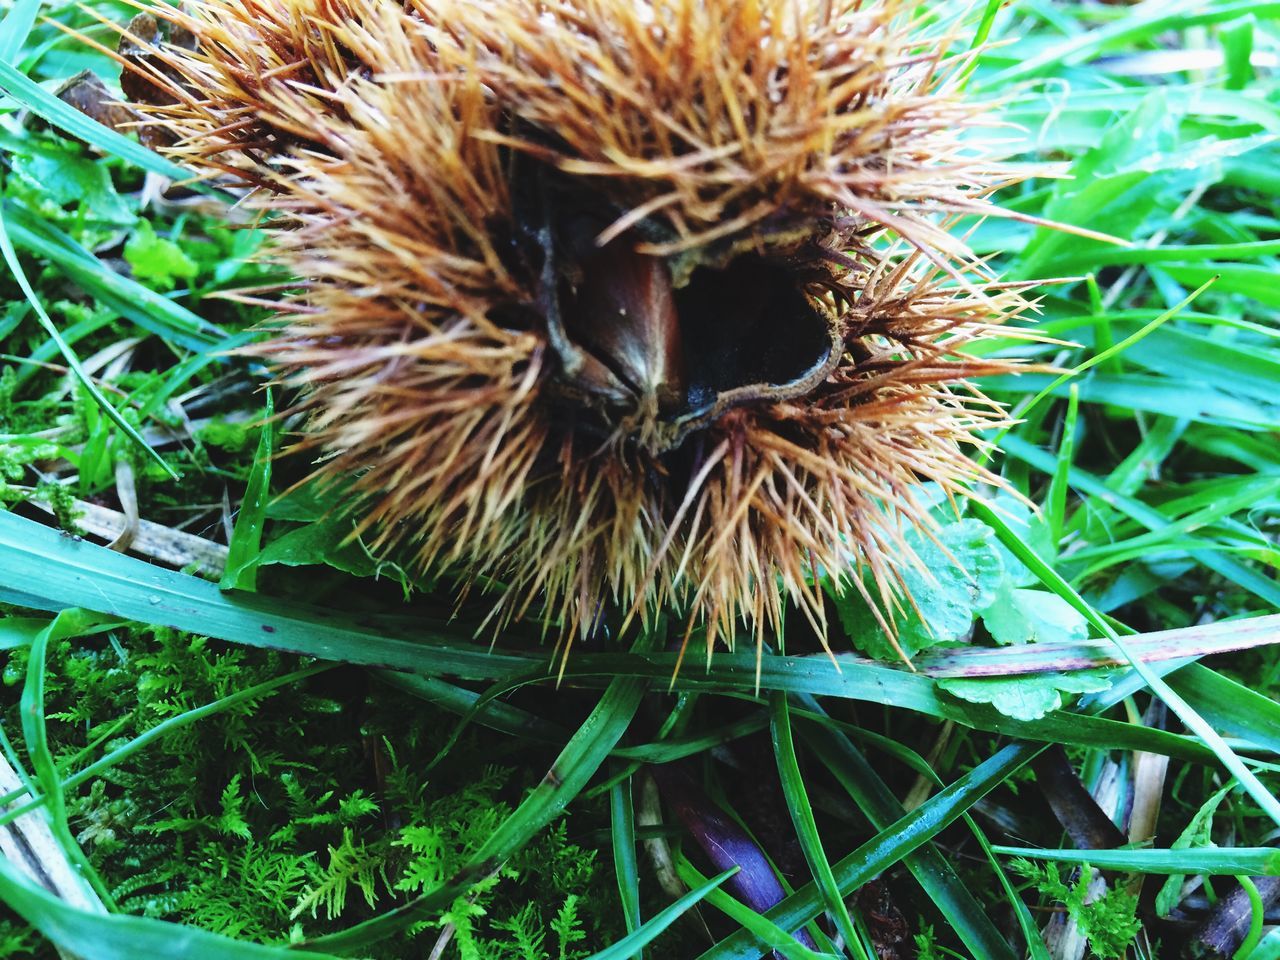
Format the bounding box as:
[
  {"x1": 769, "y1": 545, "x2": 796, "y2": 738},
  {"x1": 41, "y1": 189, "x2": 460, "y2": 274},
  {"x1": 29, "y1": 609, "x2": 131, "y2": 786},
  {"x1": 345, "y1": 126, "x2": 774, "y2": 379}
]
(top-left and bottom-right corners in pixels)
[{"x1": 103, "y1": 0, "x2": 1044, "y2": 663}]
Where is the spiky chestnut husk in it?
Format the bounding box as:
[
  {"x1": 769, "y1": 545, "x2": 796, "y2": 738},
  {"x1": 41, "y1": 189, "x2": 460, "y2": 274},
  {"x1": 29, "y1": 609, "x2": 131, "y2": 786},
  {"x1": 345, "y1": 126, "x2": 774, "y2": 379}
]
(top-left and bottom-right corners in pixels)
[{"x1": 105, "y1": 0, "x2": 1041, "y2": 661}]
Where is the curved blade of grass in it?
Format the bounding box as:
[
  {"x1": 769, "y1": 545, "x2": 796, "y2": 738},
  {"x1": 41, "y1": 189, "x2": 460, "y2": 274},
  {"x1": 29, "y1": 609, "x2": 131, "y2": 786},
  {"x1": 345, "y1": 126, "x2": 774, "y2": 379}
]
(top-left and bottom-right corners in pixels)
[
  {"x1": 376, "y1": 671, "x2": 569, "y2": 743},
  {"x1": 0, "y1": 854, "x2": 339, "y2": 960},
  {"x1": 769, "y1": 693, "x2": 866, "y2": 958},
  {"x1": 0, "y1": 59, "x2": 190, "y2": 179},
  {"x1": 1002, "y1": 434, "x2": 1280, "y2": 610},
  {"x1": 980, "y1": 0, "x2": 1280, "y2": 86},
  {"x1": 1054, "y1": 239, "x2": 1280, "y2": 269},
  {"x1": 3, "y1": 199, "x2": 226, "y2": 351},
  {"x1": 970, "y1": 500, "x2": 1280, "y2": 829},
  {"x1": 20, "y1": 609, "x2": 115, "y2": 909},
  {"x1": 795, "y1": 699, "x2": 1018, "y2": 960},
  {"x1": 0, "y1": 509, "x2": 534, "y2": 678},
  {"x1": 1168, "y1": 666, "x2": 1280, "y2": 755},
  {"x1": 584, "y1": 868, "x2": 737, "y2": 960},
  {"x1": 0, "y1": 0, "x2": 41, "y2": 62},
  {"x1": 0, "y1": 512, "x2": 1226, "y2": 763},
  {"x1": 1046, "y1": 384, "x2": 1080, "y2": 543},
  {"x1": 304, "y1": 666, "x2": 650, "y2": 951},
  {"x1": 221, "y1": 390, "x2": 273, "y2": 591},
  {"x1": 695, "y1": 742, "x2": 1046, "y2": 960},
  {"x1": 0, "y1": 204, "x2": 178, "y2": 479},
  {"x1": 967, "y1": 816, "x2": 1052, "y2": 960},
  {"x1": 674, "y1": 856, "x2": 839, "y2": 960},
  {"x1": 609, "y1": 774, "x2": 643, "y2": 953},
  {"x1": 991, "y1": 277, "x2": 1215, "y2": 461},
  {"x1": 1065, "y1": 475, "x2": 1280, "y2": 572},
  {"x1": 1248, "y1": 927, "x2": 1280, "y2": 960},
  {"x1": 991, "y1": 847, "x2": 1280, "y2": 876}
]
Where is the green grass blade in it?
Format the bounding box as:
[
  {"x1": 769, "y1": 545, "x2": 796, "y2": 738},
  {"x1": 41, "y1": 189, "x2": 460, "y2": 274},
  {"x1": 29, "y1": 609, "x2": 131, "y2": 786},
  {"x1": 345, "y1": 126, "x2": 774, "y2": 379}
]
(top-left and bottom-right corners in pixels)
[
  {"x1": 1002, "y1": 434, "x2": 1280, "y2": 609},
  {"x1": 0, "y1": 659, "x2": 332, "y2": 824},
  {"x1": 610, "y1": 775, "x2": 643, "y2": 953},
  {"x1": 1167, "y1": 665, "x2": 1280, "y2": 756},
  {"x1": 0, "y1": 854, "x2": 339, "y2": 960},
  {"x1": 992, "y1": 846, "x2": 1280, "y2": 875},
  {"x1": 584, "y1": 868, "x2": 738, "y2": 960},
  {"x1": 0, "y1": 509, "x2": 533, "y2": 678},
  {"x1": 0, "y1": 0, "x2": 41, "y2": 63},
  {"x1": 0, "y1": 59, "x2": 191, "y2": 179},
  {"x1": 221, "y1": 391, "x2": 273, "y2": 591},
  {"x1": 19, "y1": 609, "x2": 114, "y2": 908},
  {"x1": 0, "y1": 511, "x2": 1235, "y2": 763},
  {"x1": 0, "y1": 203, "x2": 178, "y2": 479},
  {"x1": 1046, "y1": 383, "x2": 1080, "y2": 543},
  {"x1": 970, "y1": 500, "x2": 1280, "y2": 829},
  {"x1": 675, "y1": 856, "x2": 838, "y2": 960},
  {"x1": 1246, "y1": 927, "x2": 1280, "y2": 960},
  {"x1": 796, "y1": 701, "x2": 1019, "y2": 960},
  {"x1": 768, "y1": 693, "x2": 866, "y2": 958},
  {"x1": 995, "y1": 278, "x2": 1215, "y2": 458},
  {"x1": 695, "y1": 742, "x2": 1046, "y2": 960},
  {"x1": 3, "y1": 199, "x2": 226, "y2": 351}
]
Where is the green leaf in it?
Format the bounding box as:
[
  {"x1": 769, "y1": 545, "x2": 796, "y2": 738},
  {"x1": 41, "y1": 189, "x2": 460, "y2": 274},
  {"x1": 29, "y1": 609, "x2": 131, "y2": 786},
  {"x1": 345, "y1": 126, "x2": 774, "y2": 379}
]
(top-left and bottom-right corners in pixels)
[
  {"x1": 1, "y1": 198, "x2": 225, "y2": 352},
  {"x1": 254, "y1": 514, "x2": 380, "y2": 579},
  {"x1": 124, "y1": 219, "x2": 199, "y2": 290},
  {"x1": 970, "y1": 499, "x2": 1280, "y2": 829},
  {"x1": 938, "y1": 670, "x2": 1114, "y2": 722},
  {"x1": 979, "y1": 583, "x2": 1089, "y2": 646},
  {"x1": 11, "y1": 150, "x2": 136, "y2": 225},
  {"x1": 834, "y1": 518, "x2": 1004, "y2": 659}
]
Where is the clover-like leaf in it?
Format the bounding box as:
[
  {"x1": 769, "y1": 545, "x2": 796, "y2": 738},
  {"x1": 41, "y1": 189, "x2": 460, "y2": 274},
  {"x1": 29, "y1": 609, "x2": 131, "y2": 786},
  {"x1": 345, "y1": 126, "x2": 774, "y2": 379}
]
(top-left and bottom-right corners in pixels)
[
  {"x1": 124, "y1": 219, "x2": 198, "y2": 289},
  {"x1": 12, "y1": 149, "x2": 137, "y2": 226},
  {"x1": 980, "y1": 582, "x2": 1089, "y2": 646},
  {"x1": 938, "y1": 670, "x2": 1114, "y2": 722},
  {"x1": 834, "y1": 518, "x2": 1004, "y2": 660}
]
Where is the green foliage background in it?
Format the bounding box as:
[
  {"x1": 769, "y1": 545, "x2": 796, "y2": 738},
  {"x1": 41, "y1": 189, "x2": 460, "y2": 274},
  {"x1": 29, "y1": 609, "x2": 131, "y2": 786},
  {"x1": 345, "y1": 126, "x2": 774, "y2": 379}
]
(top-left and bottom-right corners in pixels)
[{"x1": 0, "y1": 1, "x2": 1278, "y2": 958}]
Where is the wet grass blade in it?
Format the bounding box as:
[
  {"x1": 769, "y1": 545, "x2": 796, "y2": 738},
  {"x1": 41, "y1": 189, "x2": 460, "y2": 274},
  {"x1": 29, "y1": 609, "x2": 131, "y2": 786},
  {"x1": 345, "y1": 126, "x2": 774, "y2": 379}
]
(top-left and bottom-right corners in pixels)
[
  {"x1": 1002, "y1": 435, "x2": 1280, "y2": 610},
  {"x1": 585, "y1": 868, "x2": 738, "y2": 960},
  {"x1": 675, "y1": 856, "x2": 839, "y2": 960},
  {"x1": 0, "y1": 59, "x2": 190, "y2": 179},
  {"x1": 796, "y1": 698, "x2": 1018, "y2": 960},
  {"x1": 991, "y1": 847, "x2": 1280, "y2": 875},
  {"x1": 1167, "y1": 666, "x2": 1280, "y2": 754},
  {"x1": 971, "y1": 500, "x2": 1280, "y2": 829},
  {"x1": 695, "y1": 742, "x2": 1046, "y2": 960},
  {"x1": 769, "y1": 693, "x2": 867, "y2": 958},
  {"x1": 610, "y1": 775, "x2": 643, "y2": 953},
  {"x1": 221, "y1": 391, "x2": 273, "y2": 591},
  {"x1": 0, "y1": 205, "x2": 178, "y2": 479}
]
